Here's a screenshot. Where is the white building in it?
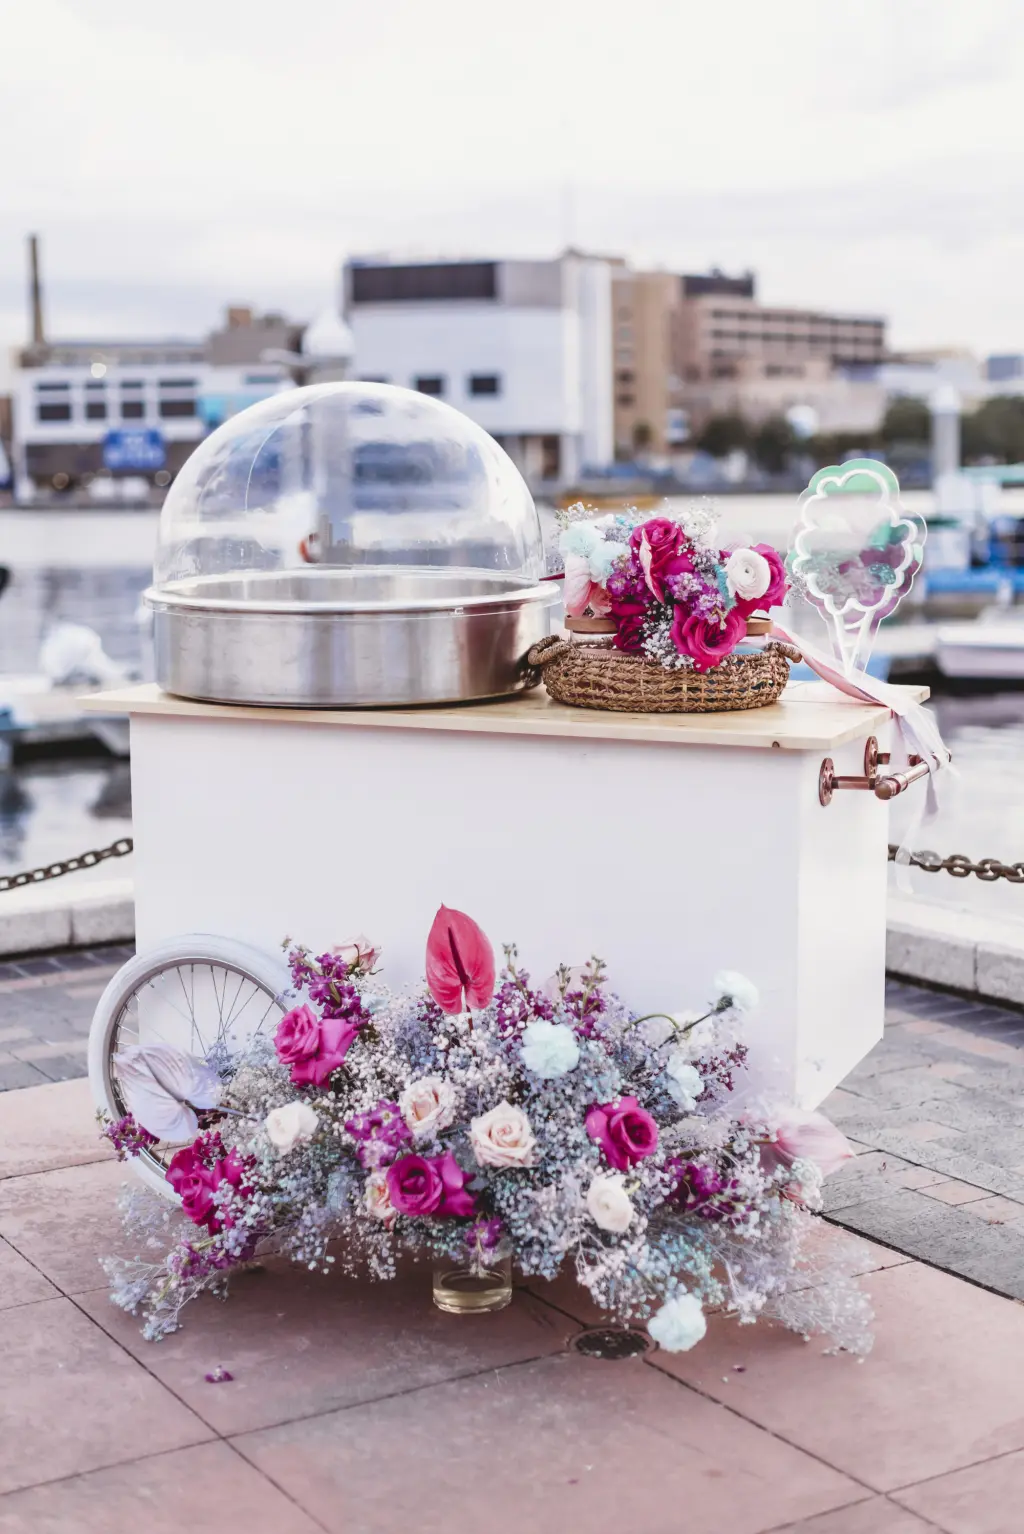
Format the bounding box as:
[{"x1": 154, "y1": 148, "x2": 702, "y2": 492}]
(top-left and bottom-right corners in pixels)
[{"x1": 344, "y1": 253, "x2": 614, "y2": 484}]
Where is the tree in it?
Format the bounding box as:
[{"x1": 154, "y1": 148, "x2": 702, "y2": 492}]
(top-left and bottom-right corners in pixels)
[
  {"x1": 752, "y1": 415, "x2": 797, "y2": 475},
  {"x1": 697, "y1": 413, "x2": 751, "y2": 459},
  {"x1": 881, "y1": 397, "x2": 930, "y2": 444},
  {"x1": 962, "y1": 396, "x2": 1024, "y2": 463}
]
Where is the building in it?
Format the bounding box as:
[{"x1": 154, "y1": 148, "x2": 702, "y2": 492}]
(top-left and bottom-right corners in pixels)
[
  {"x1": 611, "y1": 267, "x2": 888, "y2": 453},
  {"x1": 11, "y1": 308, "x2": 297, "y2": 498},
  {"x1": 344, "y1": 253, "x2": 614, "y2": 483}
]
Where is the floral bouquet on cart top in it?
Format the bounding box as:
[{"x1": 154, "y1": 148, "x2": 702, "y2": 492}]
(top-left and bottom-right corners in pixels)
[
  {"x1": 528, "y1": 500, "x2": 800, "y2": 712},
  {"x1": 101, "y1": 907, "x2": 872, "y2": 1354}
]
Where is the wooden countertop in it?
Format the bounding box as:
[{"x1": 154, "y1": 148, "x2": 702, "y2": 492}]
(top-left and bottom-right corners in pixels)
[{"x1": 83, "y1": 679, "x2": 928, "y2": 753}]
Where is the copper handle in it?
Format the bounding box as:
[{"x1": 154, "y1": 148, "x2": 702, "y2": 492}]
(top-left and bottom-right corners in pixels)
[
  {"x1": 819, "y1": 737, "x2": 937, "y2": 806},
  {"x1": 873, "y1": 758, "x2": 931, "y2": 801}
]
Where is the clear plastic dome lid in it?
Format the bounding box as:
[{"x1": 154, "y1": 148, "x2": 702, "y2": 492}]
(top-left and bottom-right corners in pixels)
[{"x1": 153, "y1": 382, "x2": 544, "y2": 589}]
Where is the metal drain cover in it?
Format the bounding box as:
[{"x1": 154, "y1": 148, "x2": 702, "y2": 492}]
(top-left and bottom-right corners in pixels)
[{"x1": 571, "y1": 1327, "x2": 651, "y2": 1360}]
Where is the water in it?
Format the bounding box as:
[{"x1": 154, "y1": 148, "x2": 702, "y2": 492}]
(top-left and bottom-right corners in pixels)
[{"x1": 1, "y1": 500, "x2": 1023, "y2": 925}]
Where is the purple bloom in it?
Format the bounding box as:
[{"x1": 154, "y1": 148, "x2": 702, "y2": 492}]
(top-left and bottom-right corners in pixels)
[
  {"x1": 102, "y1": 1112, "x2": 158, "y2": 1161},
  {"x1": 344, "y1": 1099, "x2": 412, "y2": 1168},
  {"x1": 493, "y1": 970, "x2": 554, "y2": 1039},
  {"x1": 466, "y1": 1216, "x2": 504, "y2": 1252},
  {"x1": 667, "y1": 1159, "x2": 749, "y2": 1224}
]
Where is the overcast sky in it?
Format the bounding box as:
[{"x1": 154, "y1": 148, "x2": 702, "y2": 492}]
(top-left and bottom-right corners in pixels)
[{"x1": 0, "y1": 0, "x2": 1021, "y2": 384}]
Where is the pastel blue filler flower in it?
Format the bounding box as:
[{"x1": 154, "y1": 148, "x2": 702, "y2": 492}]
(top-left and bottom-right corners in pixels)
[
  {"x1": 559, "y1": 522, "x2": 603, "y2": 559},
  {"x1": 648, "y1": 1292, "x2": 707, "y2": 1352},
  {"x1": 713, "y1": 970, "x2": 760, "y2": 1014},
  {"x1": 520, "y1": 1019, "x2": 580, "y2": 1079}
]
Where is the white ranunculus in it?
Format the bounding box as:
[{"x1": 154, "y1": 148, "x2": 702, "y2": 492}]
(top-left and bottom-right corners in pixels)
[
  {"x1": 470, "y1": 1101, "x2": 537, "y2": 1168},
  {"x1": 363, "y1": 1168, "x2": 396, "y2": 1225},
  {"x1": 520, "y1": 1019, "x2": 580, "y2": 1079},
  {"x1": 648, "y1": 1292, "x2": 707, "y2": 1352},
  {"x1": 399, "y1": 1076, "x2": 457, "y2": 1139},
  {"x1": 724, "y1": 547, "x2": 771, "y2": 601},
  {"x1": 664, "y1": 1053, "x2": 704, "y2": 1111},
  {"x1": 265, "y1": 1100, "x2": 319, "y2": 1153},
  {"x1": 713, "y1": 971, "x2": 760, "y2": 1014},
  {"x1": 586, "y1": 1174, "x2": 635, "y2": 1233}
]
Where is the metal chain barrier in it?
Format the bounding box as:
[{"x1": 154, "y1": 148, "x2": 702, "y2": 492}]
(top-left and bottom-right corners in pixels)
[
  {"x1": 0, "y1": 838, "x2": 134, "y2": 893},
  {"x1": 887, "y1": 845, "x2": 1024, "y2": 884},
  {"x1": 1, "y1": 836, "x2": 1023, "y2": 890}
]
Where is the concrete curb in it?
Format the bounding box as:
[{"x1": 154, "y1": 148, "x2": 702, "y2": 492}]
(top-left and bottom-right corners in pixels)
[
  {"x1": 0, "y1": 876, "x2": 134, "y2": 957},
  {"x1": 886, "y1": 894, "x2": 1024, "y2": 1009},
  {"x1": 3, "y1": 879, "x2": 1024, "y2": 1009}
]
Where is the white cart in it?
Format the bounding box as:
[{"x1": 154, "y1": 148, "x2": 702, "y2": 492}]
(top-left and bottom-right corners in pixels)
[{"x1": 87, "y1": 676, "x2": 924, "y2": 1112}]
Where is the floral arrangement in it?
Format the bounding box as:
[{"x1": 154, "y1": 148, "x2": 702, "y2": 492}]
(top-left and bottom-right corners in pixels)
[
  {"x1": 558, "y1": 501, "x2": 789, "y2": 672},
  {"x1": 101, "y1": 908, "x2": 870, "y2": 1355}
]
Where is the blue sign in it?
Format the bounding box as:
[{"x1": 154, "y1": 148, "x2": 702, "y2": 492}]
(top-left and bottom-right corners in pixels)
[{"x1": 103, "y1": 428, "x2": 165, "y2": 473}]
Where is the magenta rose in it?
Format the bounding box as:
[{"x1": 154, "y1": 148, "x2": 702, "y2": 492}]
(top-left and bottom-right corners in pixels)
[
  {"x1": 166, "y1": 1145, "x2": 216, "y2": 1226},
  {"x1": 630, "y1": 517, "x2": 686, "y2": 600},
  {"x1": 289, "y1": 1014, "x2": 361, "y2": 1087},
  {"x1": 671, "y1": 607, "x2": 747, "y2": 672},
  {"x1": 586, "y1": 1095, "x2": 659, "y2": 1171},
  {"x1": 751, "y1": 544, "x2": 787, "y2": 609},
  {"x1": 274, "y1": 1004, "x2": 320, "y2": 1067},
  {"x1": 610, "y1": 595, "x2": 649, "y2": 653},
  {"x1": 386, "y1": 1151, "x2": 477, "y2": 1218}
]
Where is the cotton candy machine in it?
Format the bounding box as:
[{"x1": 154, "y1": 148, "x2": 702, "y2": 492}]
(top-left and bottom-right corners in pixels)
[{"x1": 145, "y1": 383, "x2": 557, "y2": 707}]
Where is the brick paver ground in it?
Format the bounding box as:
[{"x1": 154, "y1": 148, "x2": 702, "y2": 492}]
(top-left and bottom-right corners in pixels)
[
  {"x1": 0, "y1": 945, "x2": 131, "y2": 1090},
  {"x1": 5, "y1": 947, "x2": 1024, "y2": 1306}
]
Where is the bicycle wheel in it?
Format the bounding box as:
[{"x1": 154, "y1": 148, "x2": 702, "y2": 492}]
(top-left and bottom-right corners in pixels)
[{"x1": 88, "y1": 934, "x2": 291, "y2": 1197}]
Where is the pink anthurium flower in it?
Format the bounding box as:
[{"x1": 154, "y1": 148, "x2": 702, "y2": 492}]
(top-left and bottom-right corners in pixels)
[
  {"x1": 425, "y1": 905, "x2": 496, "y2": 1014},
  {"x1": 761, "y1": 1110, "x2": 854, "y2": 1179},
  {"x1": 562, "y1": 555, "x2": 613, "y2": 618}
]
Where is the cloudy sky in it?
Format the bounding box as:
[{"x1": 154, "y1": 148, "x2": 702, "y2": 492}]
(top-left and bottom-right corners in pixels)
[{"x1": 0, "y1": 0, "x2": 1021, "y2": 383}]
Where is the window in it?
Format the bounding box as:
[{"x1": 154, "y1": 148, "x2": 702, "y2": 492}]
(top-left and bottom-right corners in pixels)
[
  {"x1": 85, "y1": 401, "x2": 108, "y2": 420},
  {"x1": 121, "y1": 400, "x2": 145, "y2": 419},
  {"x1": 244, "y1": 373, "x2": 282, "y2": 385},
  {"x1": 120, "y1": 380, "x2": 144, "y2": 389},
  {"x1": 350, "y1": 262, "x2": 497, "y2": 304},
  {"x1": 616, "y1": 369, "x2": 635, "y2": 384},
  {"x1": 36, "y1": 381, "x2": 70, "y2": 392},
  {"x1": 37, "y1": 402, "x2": 71, "y2": 421},
  {"x1": 468, "y1": 374, "x2": 500, "y2": 396},
  {"x1": 414, "y1": 376, "x2": 445, "y2": 396},
  {"x1": 158, "y1": 378, "x2": 196, "y2": 389},
  {"x1": 159, "y1": 399, "x2": 196, "y2": 418},
  {"x1": 616, "y1": 393, "x2": 636, "y2": 408}
]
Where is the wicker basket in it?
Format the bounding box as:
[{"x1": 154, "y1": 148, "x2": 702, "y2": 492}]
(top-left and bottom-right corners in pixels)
[{"x1": 526, "y1": 636, "x2": 802, "y2": 714}]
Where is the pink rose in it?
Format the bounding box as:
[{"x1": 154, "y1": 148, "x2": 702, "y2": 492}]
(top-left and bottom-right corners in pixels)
[
  {"x1": 610, "y1": 596, "x2": 649, "y2": 652},
  {"x1": 274, "y1": 1005, "x2": 320, "y2": 1066},
  {"x1": 586, "y1": 1095, "x2": 658, "y2": 1171},
  {"x1": 166, "y1": 1146, "x2": 216, "y2": 1226},
  {"x1": 760, "y1": 1110, "x2": 853, "y2": 1180},
  {"x1": 629, "y1": 518, "x2": 687, "y2": 601},
  {"x1": 386, "y1": 1151, "x2": 476, "y2": 1218},
  {"x1": 670, "y1": 607, "x2": 747, "y2": 672},
  {"x1": 289, "y1": 1014, "x2": 361, "y2": 1087}
]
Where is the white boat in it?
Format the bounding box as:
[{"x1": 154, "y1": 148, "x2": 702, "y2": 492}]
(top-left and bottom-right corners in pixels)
[{"x1": 935, "y1": 618, "x2": 1024, "y2": 680}]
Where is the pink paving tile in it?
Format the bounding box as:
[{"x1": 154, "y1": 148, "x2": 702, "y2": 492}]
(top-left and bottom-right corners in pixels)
[
  {"x1": 234, "y1": 1351, "x2": 863, "y2": 1534},
  {"x1": 963, "y1": 1196, "x2": 1024, "y2": 1226},
  {"x1": 775, "y1": 1498, "x2": 937, "y2": 1531},
  {"x1": 919, "y1": 1180, "x2": 991, "y2": 1206},
  {"x1": 894, "y1": 1448, "x2": 1024, "y2": 1533},
  {"x1": 79, "y1": 1265, "x2": 577, "y2": 1435},
  {"x1": 0, "y1": 1442, "x2": 322, "y2": 1533},
  {"x1": 0, "y1": 1235, "x2": 56, "y2": 1308},
  {"x1": 0, "y1": 1159, "x2": 144, "y2": 1293},
  {"x1": 0, "y1": 1298, "x2": 210, "y2": 1495},
  {"x1": 650, "y1": 1261, "x2": 1024, "y2": 1493},
  {"x1": 0, "y1": 1080, "x2": 112, "y2": 1180}
]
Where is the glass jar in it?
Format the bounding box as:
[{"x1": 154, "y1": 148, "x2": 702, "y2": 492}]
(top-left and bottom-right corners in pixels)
[{"x1": 432, "y1": 1237, "x2": 513, "y2": 1314}]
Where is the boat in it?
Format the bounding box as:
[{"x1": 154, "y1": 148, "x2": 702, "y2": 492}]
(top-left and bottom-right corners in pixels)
[{"x1": 935, "y1": 617, "x2": 1024, "y2": 682}]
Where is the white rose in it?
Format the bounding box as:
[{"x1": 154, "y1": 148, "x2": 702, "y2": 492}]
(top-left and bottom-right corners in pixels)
[
  {"x1": 520, "y1": 1019, "x2": 580, "y2": 1079},
  {"x1": 713, "y1": 971, "x2": 760, "y2": 1014},
  {"x1": 664, "y1": 1054, "x2": 703, "y2": 1111},
  {"x1": 586, "y1": 1174, "x2": 634, "y2": 1233},
  {"x1": 724, "y1": 547, "x2": 771, "y2": 601},
  {"x1": 648, "y1": 1292, "x2": 707, "y2": 1352},
  {"x1": 469, "y1": 1101, "x2": 537, "y2": 1168},
  {"x1": 363, "y1": 1168, "x2": 396, "y2": 1225},
  {"x1": 399, "y1": 1076, "x2": 457, "y2": 1139},
  {"x1": 264, "y1": 1100, "x2": 319, "y2": 1153}
]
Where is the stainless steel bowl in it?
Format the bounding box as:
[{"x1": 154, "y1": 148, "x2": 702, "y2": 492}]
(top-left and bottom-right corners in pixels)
[{"x1": 145, "y1": 567, "x2": 559, "y2": 707}]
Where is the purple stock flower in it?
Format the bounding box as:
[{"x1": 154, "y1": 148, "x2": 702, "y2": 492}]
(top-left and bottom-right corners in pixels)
[
  {"x1": 467, "y1": 1216, "x2": 504, "y2": 1252},
  {"x1": 667, "y1": 1159, "x2": 750, "y2": 1225},
  {"x1": 344, "y1": 1099, "x2": 411, "y2": 1168},
  {"x1": 102, "y1": 1112, "x2": 158, "y2": 1161}
]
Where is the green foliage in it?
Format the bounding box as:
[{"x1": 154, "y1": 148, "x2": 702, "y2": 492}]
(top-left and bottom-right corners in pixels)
[
  {"x1": 881, "y1": 396, "x2": 930, "y2": 444},
  {"x1": 697, "y1": 413, "x2": 751, "y2": 458},
  {"x1": 961, "y1": 396, "x2": 1024, "y2": 463},
  {"x1": 752, "y1": 416, "x2": 797, "y2": 474}
]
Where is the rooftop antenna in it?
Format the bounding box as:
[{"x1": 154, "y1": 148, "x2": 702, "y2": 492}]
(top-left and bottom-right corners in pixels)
[{"x1": 28, "y1": 233, "x2": 45, "y2": 346}]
